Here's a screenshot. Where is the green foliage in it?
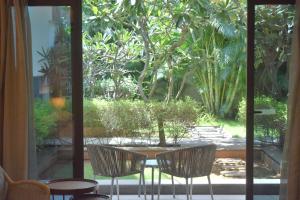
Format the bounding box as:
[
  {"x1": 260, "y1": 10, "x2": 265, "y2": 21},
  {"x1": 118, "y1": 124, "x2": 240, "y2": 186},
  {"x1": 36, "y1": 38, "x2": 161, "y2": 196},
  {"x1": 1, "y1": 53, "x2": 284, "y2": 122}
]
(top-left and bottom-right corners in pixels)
[
  {"x1": 82, "y1": 0, "x2": 247, "y2": 116},
  {"x1": 254, "y1": 96, "x2": 287, "y2": 136},
  {"x1": 255, "y1": 5, "x2": 295, "y2": 99},
  {"x1": 193, "y1": 0, "x2": 247, "y2": 117},
  {"x1": 83, "y1": 99, "x2": 199, "y2": 144},
  {"x1": 84, "y1": 99, "x2": 152, "y2": 138},
  {"x1": 34, "y1": 100, "x2": 58, "y2": 144},
  {"x1": 237, "y1": 98, "x2": 246, "y2": 124},
  {"x1": 164, "y1": 122, "x2": 188, "y2": 145},
  {"x1": 237, "y1": 96, "x2": 287, "y2": 143}
]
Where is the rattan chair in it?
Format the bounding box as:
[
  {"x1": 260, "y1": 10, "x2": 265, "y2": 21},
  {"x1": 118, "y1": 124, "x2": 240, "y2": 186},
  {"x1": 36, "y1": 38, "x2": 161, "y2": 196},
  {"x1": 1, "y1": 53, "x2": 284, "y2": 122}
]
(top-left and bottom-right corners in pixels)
[
  {"x1": 0, "y1": 166, "x2": 50, "y2": 200},
  {"x1": 86, "y1": 145, "x2": 147, "y2": 200},
  {"x1": 156, "y1": 144, "x2": 217, "y2": 200}
]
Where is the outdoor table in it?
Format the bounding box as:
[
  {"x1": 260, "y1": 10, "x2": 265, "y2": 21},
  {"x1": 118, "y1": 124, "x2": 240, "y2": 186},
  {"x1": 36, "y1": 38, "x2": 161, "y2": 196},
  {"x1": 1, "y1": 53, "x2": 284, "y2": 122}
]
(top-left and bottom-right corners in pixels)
[
  {"x1": 47, "y1": 178, "x2": 98, "y2": 200},
  {"x1": 145, "y1": 159, "x2": 159, "y2": 200}
]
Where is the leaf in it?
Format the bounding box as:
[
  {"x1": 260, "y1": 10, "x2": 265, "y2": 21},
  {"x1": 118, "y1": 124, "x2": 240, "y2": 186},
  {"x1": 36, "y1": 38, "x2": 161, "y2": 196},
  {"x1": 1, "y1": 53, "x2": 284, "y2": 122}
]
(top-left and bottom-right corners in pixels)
[{"x1": 92, "y1": 6, "x2": 98, "y2": 15}]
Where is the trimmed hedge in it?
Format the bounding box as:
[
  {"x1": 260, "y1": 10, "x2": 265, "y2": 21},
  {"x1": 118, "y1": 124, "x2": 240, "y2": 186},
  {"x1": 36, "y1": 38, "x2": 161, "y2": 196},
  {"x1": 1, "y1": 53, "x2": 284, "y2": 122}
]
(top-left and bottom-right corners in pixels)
[
  {"x1": 83, "y1": 98, "x2": 199, "y2": 142},
  {"x1": 34, "y1": 98, "x2": 200, "y2": 144}
]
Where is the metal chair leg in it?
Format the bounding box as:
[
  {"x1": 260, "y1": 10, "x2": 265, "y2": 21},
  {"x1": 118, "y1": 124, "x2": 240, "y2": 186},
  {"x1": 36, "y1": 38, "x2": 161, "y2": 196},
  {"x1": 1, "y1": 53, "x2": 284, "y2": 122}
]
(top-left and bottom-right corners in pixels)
[
  {"x1": 171, "y1": 175, "x2": 175, "y2": 198},
  {"x1": 142, "y1": 172, "x2": 147, "y2": 200},
  {"x1": 94, "y1": 175, "x2": 98, "y2": 194},
  {"x1": 158, "y1": 171, "x2": 161, "y2": 200},
  {"x1": 138, "y1": 172, "x2": 142, "y2": 197},
  {"x1": 116, "y1": 178, "x2": 120, "y2": 200},
  {"x1": 185, "y1": 178, "x2": 189, "y2": 200},
  {"x1": 190, "y1": 178, "x2": 193, "y2": 200},
  {"x1": 207, "y1": 175, "x2": 214, "y2": 200},
  {"x1": 110, "y1": 177, "x2": 114, "y2": 200}
]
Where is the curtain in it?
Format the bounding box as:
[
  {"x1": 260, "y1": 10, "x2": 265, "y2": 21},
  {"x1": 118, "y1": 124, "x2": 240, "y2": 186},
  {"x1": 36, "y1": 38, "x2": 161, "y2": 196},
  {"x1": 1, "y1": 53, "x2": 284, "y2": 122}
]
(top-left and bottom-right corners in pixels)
[
  {"x1": 280, "y1": 2, "x2": 300, "y2": 200},
  {"x1": 0, "y1": 0, "x2": 33, "y2": 180}
]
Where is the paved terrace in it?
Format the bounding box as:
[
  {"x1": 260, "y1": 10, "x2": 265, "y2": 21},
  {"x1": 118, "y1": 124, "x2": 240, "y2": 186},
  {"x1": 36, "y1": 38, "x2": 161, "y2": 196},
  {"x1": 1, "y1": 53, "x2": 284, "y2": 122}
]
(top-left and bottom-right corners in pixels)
[{"x1": 44, "y1": 126, "x2": 246, "y2": 150}]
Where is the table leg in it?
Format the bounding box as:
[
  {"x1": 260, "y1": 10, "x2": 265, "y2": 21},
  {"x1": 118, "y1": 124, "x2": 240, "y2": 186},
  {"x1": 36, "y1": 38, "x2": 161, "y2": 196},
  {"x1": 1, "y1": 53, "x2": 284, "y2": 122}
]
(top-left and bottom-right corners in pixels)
[{"x1": 151, "y1": 167, "x2": 154, "y2": 200}]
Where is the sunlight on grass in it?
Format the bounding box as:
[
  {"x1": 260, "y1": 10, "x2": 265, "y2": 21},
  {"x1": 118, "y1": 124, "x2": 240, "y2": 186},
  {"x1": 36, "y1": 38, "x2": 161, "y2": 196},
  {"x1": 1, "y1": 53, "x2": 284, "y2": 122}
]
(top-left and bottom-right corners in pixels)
[{"x1": 197, "y1": 118, "x2": 246, "y2": 139}]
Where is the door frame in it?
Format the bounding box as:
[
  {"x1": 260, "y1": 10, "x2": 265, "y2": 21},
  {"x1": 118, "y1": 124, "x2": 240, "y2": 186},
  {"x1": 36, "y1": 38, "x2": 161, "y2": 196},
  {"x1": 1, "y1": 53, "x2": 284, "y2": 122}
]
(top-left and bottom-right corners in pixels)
[
  {"x1": 27, "y1": 0, "x2": 297, "y2": 197},
  {"x1": 246, "y1": 0, "x2": 295, "y2": 200},
  {"x1": 28, "y1": 0, "x2": 83, "y2": 178}
]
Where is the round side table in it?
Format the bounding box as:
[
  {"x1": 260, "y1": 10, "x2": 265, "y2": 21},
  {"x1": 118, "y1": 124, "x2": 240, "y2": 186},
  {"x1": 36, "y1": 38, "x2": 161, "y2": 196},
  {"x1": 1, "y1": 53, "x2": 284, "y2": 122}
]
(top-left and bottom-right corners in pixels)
[{"x1": 48, "y1": 179, "x2": 98, "y2": 200}]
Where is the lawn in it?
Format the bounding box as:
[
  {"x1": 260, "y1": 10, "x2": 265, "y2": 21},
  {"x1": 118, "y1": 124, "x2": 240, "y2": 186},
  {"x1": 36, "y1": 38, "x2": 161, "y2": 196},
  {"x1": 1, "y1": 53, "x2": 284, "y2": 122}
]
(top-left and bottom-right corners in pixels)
[
  {"x1": 197, "y1": 119, "x2": 246, "y2": 139},
  {"x1": 84, "y1": 161, "x2": 170, "y2": 180}
]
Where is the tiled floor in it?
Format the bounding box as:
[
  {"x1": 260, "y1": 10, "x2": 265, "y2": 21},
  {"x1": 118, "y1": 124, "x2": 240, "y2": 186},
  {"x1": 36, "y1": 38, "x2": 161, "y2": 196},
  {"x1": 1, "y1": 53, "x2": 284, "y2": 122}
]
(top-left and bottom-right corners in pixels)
[
  {"x1": 108, "y1": 195, "x2": 278, "y2": 200},
  {"x1": 52, "y1": 195, "x2": 281, "y2": 200},
  {"x1": 110, "y1": 195, "x2": 245, "y2": 200},
  {"x1": 52, "y1": 195, "x2": 245, "y2": 200}
]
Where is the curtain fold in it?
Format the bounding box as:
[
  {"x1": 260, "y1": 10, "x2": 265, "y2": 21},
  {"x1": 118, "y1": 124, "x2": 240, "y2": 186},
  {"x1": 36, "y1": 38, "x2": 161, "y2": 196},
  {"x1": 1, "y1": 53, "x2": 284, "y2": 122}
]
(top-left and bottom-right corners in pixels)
[
  {"x1": 0, "y1": 0, "x2": 33, "y2": 180},
  {"x1": 280, "y1": 1, "x2": 300, "y2": 200}
]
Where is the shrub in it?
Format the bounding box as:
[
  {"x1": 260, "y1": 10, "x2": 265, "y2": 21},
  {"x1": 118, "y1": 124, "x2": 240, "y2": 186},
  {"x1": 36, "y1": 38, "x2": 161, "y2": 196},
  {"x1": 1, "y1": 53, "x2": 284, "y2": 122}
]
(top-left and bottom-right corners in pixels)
[
  {"x1": 237, "y1": 96, "x2": 287, "y2": 145},
  {"x1": 83, "y1": 99, "x2": 152, "y2": 138},
  {"x1": 164, "y1": 121, "x2": 188, "y2": 144},
  {"x1": 83, "y1": 98, "x2": 200, "y2": 144},
  {"x1": 34, "y1": 100, "x2": 58, "y2": 144},
  {"x1": 237, "y1": 98, "x2": 246, "y2": 124}
]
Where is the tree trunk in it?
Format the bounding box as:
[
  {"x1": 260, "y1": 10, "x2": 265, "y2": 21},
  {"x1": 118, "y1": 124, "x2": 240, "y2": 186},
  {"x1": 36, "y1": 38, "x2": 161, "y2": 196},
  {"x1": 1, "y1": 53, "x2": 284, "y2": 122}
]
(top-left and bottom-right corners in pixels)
[{"x1": 157, "y1": 117, "x2": 166, "y2": 146}]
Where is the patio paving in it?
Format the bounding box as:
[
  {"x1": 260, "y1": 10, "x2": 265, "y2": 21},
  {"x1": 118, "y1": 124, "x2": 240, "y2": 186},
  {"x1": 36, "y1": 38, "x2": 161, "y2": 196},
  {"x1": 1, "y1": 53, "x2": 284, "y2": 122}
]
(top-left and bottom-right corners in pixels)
[{"x1": 44, "y1": 126, "x2": 246, "y2": 150}]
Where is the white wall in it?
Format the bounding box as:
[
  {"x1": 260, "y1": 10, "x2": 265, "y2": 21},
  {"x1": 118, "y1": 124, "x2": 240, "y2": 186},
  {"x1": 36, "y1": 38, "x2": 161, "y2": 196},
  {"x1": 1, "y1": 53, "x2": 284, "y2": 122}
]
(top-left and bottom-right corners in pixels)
[{"x1": 29, "y1": 7, "x2": 55, "y2": 77}]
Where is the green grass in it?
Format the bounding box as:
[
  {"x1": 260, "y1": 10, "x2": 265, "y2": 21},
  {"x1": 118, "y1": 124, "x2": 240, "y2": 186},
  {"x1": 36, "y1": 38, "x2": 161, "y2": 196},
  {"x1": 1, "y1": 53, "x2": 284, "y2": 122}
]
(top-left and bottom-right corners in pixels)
[
  {"x1": 84, "y1": 162, "x2": 171, "y2": 180},
  {"x1": 197, "y1": 118, "x2": 246, "y2": 138}
]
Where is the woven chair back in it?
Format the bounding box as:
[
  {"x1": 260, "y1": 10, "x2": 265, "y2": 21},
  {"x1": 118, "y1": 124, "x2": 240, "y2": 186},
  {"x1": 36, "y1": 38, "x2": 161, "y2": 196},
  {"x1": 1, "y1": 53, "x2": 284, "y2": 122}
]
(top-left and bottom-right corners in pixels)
[
  {"x1": 156, "y1": 144, "x2": 216, "y2": 178},
  {"x1": 87, "y1": 145, "x2": 146, "y2": 177}
]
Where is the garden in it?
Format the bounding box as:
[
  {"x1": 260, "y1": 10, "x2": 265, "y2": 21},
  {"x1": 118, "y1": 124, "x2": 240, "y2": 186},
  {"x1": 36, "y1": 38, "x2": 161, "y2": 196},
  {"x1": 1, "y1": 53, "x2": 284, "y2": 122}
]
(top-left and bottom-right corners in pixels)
[{"x1": 32, "y1": 1, "x2": 294, "y2": 180}]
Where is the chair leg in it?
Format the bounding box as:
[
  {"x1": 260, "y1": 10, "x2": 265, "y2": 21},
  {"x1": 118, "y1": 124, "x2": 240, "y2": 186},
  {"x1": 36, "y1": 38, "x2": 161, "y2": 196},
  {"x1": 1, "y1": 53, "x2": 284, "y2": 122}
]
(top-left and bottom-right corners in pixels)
[
  {"x1": 142, "y1": 172, "x2": 147, "y2": 200},
  {"x1": 138, "y1": 172, "x2": 142, "y2": 197},
  {"x1": 185, "y1": 178, "x2": 189, "y2": 200},
  {"x1": 190, "y1": 178, "x2": 193, "y2": 200},
  {"x1": 158, "y1": 171, "x2": 161, "y2": 200},
  {"x1": 116, "y1": 178, "x2": 120, "y2": 200},
  {"x1": 110, "y1": 177, "x2": 115, "y2": 200},
  {"x1": 207, "y1": 175, "x2": 214, "y2": 200},
  {"x1": 94, "y1": 175, "x2": 98, "y2": 194},
  {"x1": 171, "y1": 175, "x2": 175, "y2": 198}
]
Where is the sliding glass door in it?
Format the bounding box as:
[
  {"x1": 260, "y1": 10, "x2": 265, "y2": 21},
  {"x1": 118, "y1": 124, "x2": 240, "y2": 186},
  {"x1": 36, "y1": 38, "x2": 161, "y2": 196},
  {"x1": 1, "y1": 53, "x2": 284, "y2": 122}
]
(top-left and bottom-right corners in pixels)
[
  {"x1": 253, "y1": 4, "x2": 295, "y2": 199},
  {"x1": 28, "y1": 0, "x2": 83, "y2": 179},
  {"x1": 248, "y1": 0, "x2": 296, "y2": 200}
]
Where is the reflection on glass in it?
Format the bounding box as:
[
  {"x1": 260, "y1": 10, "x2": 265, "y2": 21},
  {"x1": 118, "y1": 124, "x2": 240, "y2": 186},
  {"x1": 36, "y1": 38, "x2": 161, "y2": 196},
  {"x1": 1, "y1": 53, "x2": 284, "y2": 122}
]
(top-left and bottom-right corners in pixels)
[
  {"x1": 254, "y1": 4, "x2": 295, "y2": 196},
  {"x1": 29, "y1": 6, "x2": 73, "y2": 179}
]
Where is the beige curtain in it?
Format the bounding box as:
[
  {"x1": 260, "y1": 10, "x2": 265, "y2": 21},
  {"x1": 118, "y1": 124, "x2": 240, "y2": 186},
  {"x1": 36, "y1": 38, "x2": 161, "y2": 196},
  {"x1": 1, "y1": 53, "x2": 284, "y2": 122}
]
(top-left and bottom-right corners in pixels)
[
  {"x1": 280, "y1": 2, "x2": 300, "y2": 200},
  {"x1": 0, "y1": 0, "x2": 33, "y2": 180}
]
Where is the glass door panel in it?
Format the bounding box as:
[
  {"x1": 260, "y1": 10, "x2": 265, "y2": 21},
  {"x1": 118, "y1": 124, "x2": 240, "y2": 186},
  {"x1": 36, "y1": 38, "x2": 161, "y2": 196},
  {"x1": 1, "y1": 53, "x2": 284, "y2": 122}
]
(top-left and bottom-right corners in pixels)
[
  {"x1": 253, "y1": 4, "x2": 295, "y2": 198},
  {"x1": 82, "y1": 1, "x2": 246, "y2": 197},
  {"x1": 29, "y1": 6, "x2": 73, "y2": 179}
]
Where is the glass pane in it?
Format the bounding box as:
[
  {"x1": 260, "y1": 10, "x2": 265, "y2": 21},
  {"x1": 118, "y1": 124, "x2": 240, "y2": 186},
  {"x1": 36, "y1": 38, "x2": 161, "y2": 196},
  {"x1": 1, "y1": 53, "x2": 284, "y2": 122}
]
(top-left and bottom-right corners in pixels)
[
  {"x1": 83, "y1": 0, "x2": 246, "y2": 196},
  {"x1": 254, "y1": 4, "x2": 295, "y2": 197},
  {"x1": 29, "y1": 6, "x2": 73, "y2": 179}
]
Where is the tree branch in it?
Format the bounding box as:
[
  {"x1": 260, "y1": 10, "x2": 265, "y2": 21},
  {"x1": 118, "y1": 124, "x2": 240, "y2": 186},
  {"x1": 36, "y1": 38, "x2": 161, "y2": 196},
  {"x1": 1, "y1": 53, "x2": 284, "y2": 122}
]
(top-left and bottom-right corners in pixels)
[{"x1": 137, "y1": 17, "x2": 151, "y2": 102}]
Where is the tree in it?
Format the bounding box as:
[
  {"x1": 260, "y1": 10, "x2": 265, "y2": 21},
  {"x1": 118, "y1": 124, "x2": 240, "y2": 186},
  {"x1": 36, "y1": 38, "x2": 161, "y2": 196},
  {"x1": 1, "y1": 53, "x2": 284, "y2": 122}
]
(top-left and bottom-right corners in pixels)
[
  {"x1": 82, "y1": 0, "x2": 248, "y2": 145},
  {"x1": 255, "y1": 5, "x2": 295, "y2": 100}
]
